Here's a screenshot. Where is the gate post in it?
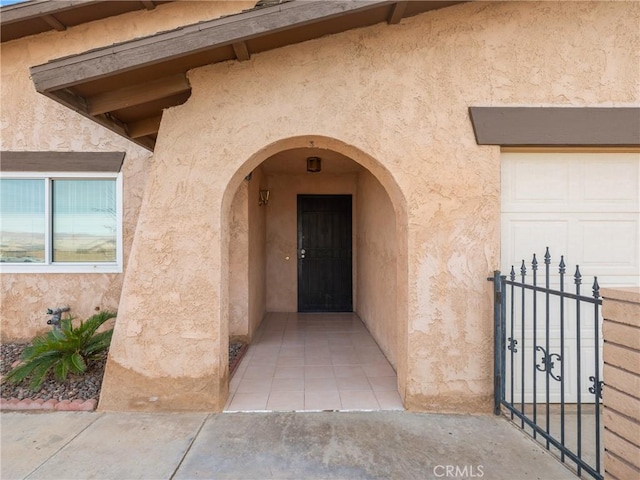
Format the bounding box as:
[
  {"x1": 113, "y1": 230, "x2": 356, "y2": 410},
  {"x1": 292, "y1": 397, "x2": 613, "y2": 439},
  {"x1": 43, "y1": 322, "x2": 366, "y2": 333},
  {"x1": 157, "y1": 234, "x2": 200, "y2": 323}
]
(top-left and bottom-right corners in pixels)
[{"x1": 492, "y1": 270, "x2": 504, "y2": 415}]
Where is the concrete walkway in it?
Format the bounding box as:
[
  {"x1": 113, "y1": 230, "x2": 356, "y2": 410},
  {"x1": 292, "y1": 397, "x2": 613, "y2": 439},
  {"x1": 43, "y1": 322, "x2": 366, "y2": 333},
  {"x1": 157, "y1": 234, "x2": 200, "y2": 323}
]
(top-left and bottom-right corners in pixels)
[{"x1": 1, "y1": 411, "x2": 578, "y2": 480}]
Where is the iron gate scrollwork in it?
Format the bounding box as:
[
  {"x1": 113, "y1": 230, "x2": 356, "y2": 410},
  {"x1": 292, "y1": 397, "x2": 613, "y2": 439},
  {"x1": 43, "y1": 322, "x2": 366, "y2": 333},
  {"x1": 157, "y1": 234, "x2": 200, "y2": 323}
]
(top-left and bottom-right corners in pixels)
[
  {"x1": 491, "y1": 248, "x2": 603, "y2": 480},
  {"x1": 535, "y1": 346, "x2": 562, "y2": 381}
]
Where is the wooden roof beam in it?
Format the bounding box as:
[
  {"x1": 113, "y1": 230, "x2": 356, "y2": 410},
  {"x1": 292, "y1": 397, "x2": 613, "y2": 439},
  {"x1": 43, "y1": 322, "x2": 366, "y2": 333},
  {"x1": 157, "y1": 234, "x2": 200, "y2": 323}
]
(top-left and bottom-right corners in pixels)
[
  {"x1": 88, "y1": 74, "x2": 190, "y2": 115},
  {"x1": 387, "y1": 1, "x2": 407, "y2": 24},
  {"x1": 127, "y1": 115, "x2": 162, "y2": 139},
  {"x1": 42, "y1": 14, "x2": 66, "y2": 31},
  {"x1": 232, "y1": 41, "x2": 251, "y2": 61},
  {"x1": 48, "y1": 88, "x2": 155, "y2": 150},
  {"x1": 30, "y1": 0, "x2": 395, "y2": 92},
  {"x1": 0, "y1": 0, "x2": 96, "y2": 24}
]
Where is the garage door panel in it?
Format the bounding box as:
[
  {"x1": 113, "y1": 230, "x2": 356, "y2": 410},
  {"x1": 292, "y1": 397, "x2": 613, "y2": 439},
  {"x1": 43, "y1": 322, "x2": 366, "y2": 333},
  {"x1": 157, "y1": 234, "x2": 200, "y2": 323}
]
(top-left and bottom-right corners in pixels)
[
  {"x1": 502, "y1": 152, "x2": 640, "y2": 213},
  {"x1": 502, "y1": 217, "x2": 569, "y2": 271},
  {"x1": 501, "y1": 152, "x2": 639, "y2": 404},
  {"x1": 578, "y1": 219, "x2": 639, "y2": 278},
  {"x1": 582, "y1": 156, "x2": 639, "y2": 208},
  {"x1": 503, "y1": 216, "x2": 639, "y2": 285},
  {"x1": 502, "y1": 156, "x2": 571, "y2": 209}
]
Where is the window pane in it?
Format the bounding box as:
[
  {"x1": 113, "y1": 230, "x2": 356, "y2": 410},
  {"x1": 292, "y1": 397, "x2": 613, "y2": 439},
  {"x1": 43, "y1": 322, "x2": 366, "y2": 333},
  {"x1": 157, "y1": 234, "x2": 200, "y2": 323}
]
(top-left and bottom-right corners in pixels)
[
  {"x1": 0, "y1": 179, "x2": 46, "y2": 263},
  {"x1": 53, "y1": 180, "x2": 116, "y2": 262}
]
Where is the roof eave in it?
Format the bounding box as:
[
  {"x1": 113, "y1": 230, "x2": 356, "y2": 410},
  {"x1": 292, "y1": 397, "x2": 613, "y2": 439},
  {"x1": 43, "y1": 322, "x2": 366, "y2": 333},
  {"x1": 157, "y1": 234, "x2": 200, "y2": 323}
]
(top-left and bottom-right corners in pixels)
[{"x1": 28, "y1": 0, "x2": 468, "y2": 151}]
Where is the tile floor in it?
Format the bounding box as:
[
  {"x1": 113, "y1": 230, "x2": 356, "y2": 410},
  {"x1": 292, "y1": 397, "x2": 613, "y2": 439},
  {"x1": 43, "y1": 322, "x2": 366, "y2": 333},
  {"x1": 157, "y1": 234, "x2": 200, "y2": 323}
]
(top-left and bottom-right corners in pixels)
[{"x1": 225, "y1": 312, "x2": 404, "y2": 412}]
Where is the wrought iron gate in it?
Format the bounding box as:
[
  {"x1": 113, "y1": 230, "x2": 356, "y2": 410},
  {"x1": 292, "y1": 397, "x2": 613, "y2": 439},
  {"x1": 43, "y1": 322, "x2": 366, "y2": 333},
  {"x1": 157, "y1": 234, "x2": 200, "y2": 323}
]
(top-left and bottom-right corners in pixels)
[{"x1": 491, "y1": 248, "x2": 603, "y2": 480}]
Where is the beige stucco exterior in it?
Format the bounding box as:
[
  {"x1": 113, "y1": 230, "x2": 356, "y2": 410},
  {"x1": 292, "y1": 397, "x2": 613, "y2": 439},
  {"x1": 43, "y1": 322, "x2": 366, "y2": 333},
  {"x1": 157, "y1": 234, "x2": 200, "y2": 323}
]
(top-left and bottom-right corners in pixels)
[
  {"x1": 2, "y1": 1, "x2": 639, "y2": 413},
  {"x1": 0, "y1": 1, "x2": 255, "y2": 340}
]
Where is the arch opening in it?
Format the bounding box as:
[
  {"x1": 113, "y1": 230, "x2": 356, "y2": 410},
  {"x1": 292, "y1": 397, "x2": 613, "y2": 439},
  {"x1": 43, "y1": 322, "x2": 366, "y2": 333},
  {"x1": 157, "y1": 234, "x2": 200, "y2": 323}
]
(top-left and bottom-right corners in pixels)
[{"x1": 221, "y1": 136, "x2": 409, "y2": 410}]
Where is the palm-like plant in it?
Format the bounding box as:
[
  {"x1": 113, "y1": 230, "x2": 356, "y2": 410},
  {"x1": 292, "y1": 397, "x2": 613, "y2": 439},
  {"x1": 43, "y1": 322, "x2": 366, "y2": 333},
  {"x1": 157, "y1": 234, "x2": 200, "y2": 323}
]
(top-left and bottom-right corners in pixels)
[{"x1": 3, "y1": 310, "x2": 116, "y2": 391}]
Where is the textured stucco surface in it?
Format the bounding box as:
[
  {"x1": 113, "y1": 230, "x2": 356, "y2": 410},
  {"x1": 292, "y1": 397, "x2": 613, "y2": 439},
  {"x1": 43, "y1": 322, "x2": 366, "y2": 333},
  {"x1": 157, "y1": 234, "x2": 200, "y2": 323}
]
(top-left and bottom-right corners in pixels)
[
  {"x1": 247, "y1": 167, "x2": 268, "y2": 339},
  {"x1": 3, "y1": 1, "x2": 638, "y2": 412},
  {"x1": 228, "y1": 180, "x2": 250, "y2": 338},
  {"x1": 100, "y1": 0, "x2": 640, "y2": 412},
  {"x1": 229, "y1": 166, "x2": 267, "y2": 341},
  {"x1": 355, "y1": 170, "x2": 398, "y2": 368},
  {"x1": 0, "y1": 2, "x2": 255, "y2": 341}
]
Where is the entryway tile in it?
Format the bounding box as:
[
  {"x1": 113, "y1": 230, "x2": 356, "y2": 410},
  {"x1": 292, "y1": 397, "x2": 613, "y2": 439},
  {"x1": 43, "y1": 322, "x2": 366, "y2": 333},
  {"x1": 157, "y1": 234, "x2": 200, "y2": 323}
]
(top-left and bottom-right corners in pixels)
[
  {"x1": 277, "y1": 356, "x2": 304, "y2": 367},
  {"x1": 330, "y1": 352, "x2": 361, "y2": 365},
  {"x1": 333, "y1": 366, "x2": 366, "y2": 378},
  {"x1": 374, "y1": 390, "x2": 404, "y2": 410},
  {"x1": 335, "y1": 376, "x2": 372, "y2": 392},
  {"x1": 271, "y1": 377, "x2": 305, "y2": 392},
  {"x1": 279, "y1": 346, "x2": 305, "y2": 357},
  {"x1": 305, "y1": 390, "x2": 341, "y2": 411},
  {"x1": 236, "y1": 377, "x2": 273, "y2": 394},
  {"x1": 339, "y1": 390, "x2": 380, "y2": 410},
  {"x1": 304, "y1": 354, "x2": 332, "y2": 366},
  {"x1": 227, "y1": 392, "x2": 269, "y2": 411},
  {"x1": 224, "y1": 312, "x2": 403, "y2": 413},
  {"x1": 242, "y1": 364, "x2": 277, "y2": 379},
  {"x1": 304, "y1": 366, "x2": 335, "y2": 379},
  {"x1": 368, "y1": 376, "x2": 398, "y2": 392},
  {"x1": 362, "y1": 363, "x2": 396, "y2": 377},
  {"x1": 305, "y1": 376, "x2": 338, "y2": 392},
  {"x1": 267, "y1": 391, "x2": 304, "y2": 411},
  {"x1": 273, "y1": 366, "x2": 304, "y2": 379}
]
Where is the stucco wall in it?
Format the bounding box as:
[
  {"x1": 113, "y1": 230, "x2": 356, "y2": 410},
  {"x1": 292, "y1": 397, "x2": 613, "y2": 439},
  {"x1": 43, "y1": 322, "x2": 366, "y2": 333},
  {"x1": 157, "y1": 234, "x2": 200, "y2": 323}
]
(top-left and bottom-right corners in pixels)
[
  {"x1": 228, "y1": 180, "x2": 249, "y2": 338},
  {"x1": 229, "y1": 166, "x2": 267, "y2": 341},
  {"x1": 0, "y1": 1, "x2": 254, "y2": 341},
  {"x1": 355, "y1": 170, "x2": 398, "y2": 368},
  {"x1": 94, "y1": 1, "x2": 639, "y2": 412},
  {"x1": 265, "y1": 172, "x2": 358, "y2": 312},
  {"x1": 247, "y1": 166, "x2": 267, "y2": 339}
]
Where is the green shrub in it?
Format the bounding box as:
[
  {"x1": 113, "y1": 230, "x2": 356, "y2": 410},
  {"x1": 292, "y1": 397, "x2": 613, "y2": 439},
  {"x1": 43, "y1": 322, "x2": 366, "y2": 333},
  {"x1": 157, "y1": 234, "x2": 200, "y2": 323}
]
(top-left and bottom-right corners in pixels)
[{"x1": 3, "y1": 310, "x2": 116, "y2": 391}]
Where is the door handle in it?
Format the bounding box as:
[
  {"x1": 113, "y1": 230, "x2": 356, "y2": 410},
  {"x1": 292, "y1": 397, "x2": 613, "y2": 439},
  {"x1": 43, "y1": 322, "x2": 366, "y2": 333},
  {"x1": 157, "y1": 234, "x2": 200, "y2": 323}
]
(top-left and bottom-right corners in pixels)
[{"x1": 300, "y1": 249, "x2": 306, "y2": 258}]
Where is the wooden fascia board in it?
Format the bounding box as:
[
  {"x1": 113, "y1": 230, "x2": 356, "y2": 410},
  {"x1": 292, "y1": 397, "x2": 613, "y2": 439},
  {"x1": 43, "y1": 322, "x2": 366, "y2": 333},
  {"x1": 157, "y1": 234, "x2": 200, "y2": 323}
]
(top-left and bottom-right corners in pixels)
[
  {"x1": 88, "y1": 73, "x2": 189, "y2": 115},
  {"x1": 0, "y1": 0, "x2": 98, "y2": 25},
  {"x1": 30, "y1": 0, "x2": 394, "y2": 93},
  {"x1": 1, "y1": 151, "x2": 126, "y2": 172},
  {"x1": 469, "y1": 107, "x2": 640, "y2": 147}
]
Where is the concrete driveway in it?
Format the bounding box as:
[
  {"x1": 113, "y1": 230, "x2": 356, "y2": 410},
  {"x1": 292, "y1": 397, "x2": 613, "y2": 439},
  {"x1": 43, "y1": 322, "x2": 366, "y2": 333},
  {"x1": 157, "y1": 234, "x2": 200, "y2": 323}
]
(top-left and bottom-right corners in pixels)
[{"x1": 1, "y1": 411, "x2": 578, "y2": 480}]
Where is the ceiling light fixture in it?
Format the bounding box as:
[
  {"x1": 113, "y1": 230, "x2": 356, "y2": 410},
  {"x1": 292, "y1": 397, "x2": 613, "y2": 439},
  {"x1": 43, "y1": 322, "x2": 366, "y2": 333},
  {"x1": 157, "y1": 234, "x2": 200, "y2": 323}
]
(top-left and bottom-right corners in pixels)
[{"x1": 306, "y1": 156, "x2": 322, "y2": 173}]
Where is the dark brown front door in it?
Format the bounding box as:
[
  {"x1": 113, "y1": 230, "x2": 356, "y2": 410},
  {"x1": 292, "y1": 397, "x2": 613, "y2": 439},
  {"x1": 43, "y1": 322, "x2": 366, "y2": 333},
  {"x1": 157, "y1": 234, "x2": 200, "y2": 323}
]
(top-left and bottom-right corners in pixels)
[{"x1": 297, "y1": 195, "x2": 352, "y2": 312}]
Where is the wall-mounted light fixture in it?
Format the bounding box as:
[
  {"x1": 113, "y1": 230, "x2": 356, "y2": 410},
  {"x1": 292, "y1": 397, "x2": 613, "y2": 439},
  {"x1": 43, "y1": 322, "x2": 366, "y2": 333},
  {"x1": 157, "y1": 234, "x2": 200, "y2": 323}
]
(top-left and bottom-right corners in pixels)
[
  {"x1": 306, "y1": 156, "x2": 322, "y2": 173},
  {"x1": 259, "y1": 189, "x2": 270, "y2": 206}
]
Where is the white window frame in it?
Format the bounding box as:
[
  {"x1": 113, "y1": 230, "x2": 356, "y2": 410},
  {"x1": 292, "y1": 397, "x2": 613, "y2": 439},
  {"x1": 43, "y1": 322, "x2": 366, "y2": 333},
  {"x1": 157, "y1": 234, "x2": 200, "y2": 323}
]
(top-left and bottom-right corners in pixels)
[{"x1": 0, "y1": 171, "x2": 123, "y2": 274}]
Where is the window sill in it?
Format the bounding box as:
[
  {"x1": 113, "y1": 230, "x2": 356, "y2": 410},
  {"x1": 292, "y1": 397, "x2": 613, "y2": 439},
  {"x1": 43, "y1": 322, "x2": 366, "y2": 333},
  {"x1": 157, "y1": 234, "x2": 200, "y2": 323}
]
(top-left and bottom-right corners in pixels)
[{"x1": 0, "y1": 264, "x2": 122, "y2": 274}]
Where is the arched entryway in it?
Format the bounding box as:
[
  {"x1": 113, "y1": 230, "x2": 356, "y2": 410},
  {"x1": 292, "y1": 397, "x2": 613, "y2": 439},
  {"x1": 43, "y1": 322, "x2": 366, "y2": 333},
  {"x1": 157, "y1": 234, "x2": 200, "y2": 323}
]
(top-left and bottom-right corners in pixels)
[{"x1": 220, "y1": 136, "x2": 409, "y2": 411}]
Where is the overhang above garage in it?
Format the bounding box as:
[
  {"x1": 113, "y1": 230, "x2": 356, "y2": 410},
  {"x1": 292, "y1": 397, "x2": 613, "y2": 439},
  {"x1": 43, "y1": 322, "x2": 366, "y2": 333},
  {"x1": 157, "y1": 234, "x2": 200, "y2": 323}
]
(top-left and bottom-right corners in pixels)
[{"x1": 24, "y1": 0, "x2": 467, "y2": 151}]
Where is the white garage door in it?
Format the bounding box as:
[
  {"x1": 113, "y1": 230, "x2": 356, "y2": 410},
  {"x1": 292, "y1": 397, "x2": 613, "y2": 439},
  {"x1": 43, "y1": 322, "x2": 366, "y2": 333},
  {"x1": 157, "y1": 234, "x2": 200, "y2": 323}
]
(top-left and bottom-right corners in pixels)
[{"x1": 501, "y1": 151, "x2": 640, "y2": 403}]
